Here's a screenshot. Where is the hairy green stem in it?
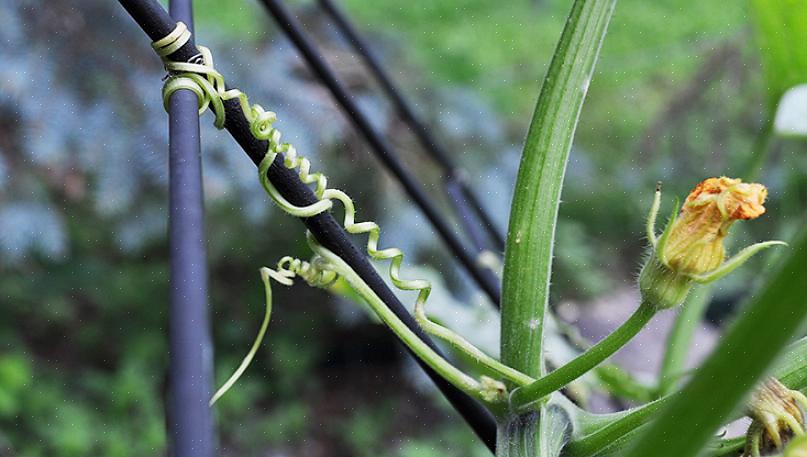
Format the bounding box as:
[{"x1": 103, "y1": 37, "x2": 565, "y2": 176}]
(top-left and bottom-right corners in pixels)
[
  {"x1": 511, "y1": 304, "x2": 656, "y2": 410},
  {"x1": 497, "y1": 412, "x2": 542, "y2": 457},
  {"x1": 500, "y1": 0, "x2": 617, "y2": 381},
  {"x1": 498, "y1": 0, "x2": 616, "y2": 454},
  {"x1": 657, "y1": 286, "x2": 712, "y2": 396},
  {"x1": 417, "y1": 313, "x2": 535, "y2": 387},
  {"x1": 497, "y1": 406, "x2": 571, "y2": 457}
]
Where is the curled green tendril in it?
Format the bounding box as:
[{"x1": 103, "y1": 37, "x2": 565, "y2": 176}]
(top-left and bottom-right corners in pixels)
[
  {"x1": 257, "y1": 143, "x2": 531, "y2": 387},
  {"x1": 209, "y1": 256, "x2": 337, "y2": 405},
  {"x1": 152, "y1": 22, "x2": 529, "y2": 404}
]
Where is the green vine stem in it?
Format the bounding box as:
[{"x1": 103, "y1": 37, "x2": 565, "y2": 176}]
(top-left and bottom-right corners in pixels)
[
  {"x1": 499, "y1": 0, "x2": 618, "y2": 451},
  {"x1": 210, "y1": 257, "x2": 338, "y2": 404},
  {"x1": 657, "y1": 285, "x2": 712, "y2": 397},
  {"x1": 500, "y1": 0, "x2": 617, "y2": 382},
  {"x1": 414, "y1": 310, "x2": 535, "y2": 387},
  {"x1": 510, "y1": 303, "x2": 656, "y2": 411},
  {"x1": 709, "y1": 437, "x2": 746, "y2": 457},
  {"x1": 497, "y1": 406, "x2": 570, "y2": 457},
  {"x1": 497, "y1": 412, "x2": 542, "y2": 457}
]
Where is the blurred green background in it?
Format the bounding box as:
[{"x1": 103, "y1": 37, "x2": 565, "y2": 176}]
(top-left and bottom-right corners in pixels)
[{"x1": 0, "y1": 0, "x2": 805, "y2": 455}]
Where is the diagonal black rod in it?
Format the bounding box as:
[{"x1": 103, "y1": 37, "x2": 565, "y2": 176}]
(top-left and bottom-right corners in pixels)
[
  {"x1": 445, "y1": 176, "x2": 488, "y2": 253},
  {"x1": 257, "y1": 0, "x2": 503, "y2": 306},
  {"x1": 165, "y1": 1, "x2": 216, "y2": 456},
  {"x1": 318, "y1": 0, "x2": 506, "y2": 253},
  {"x1": 116, "y1": 0, "x2": 497, "y2": 450}
]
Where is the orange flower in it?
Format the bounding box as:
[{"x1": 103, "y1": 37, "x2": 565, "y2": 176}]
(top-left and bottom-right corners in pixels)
[
  {"x1": 639, "y1": 177, "x2": 783, "y2": 310},
  {"x1": 663, "y1": 177, "x2": 768, "y2": 275}
]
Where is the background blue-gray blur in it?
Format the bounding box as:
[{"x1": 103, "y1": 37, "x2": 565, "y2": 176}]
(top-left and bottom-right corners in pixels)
[{"x1": 1, "y1": 0, "x2": 805, "y2": 455}]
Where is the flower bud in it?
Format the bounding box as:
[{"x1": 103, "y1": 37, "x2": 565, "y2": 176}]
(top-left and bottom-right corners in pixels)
[
  {"x1": 744, "y1": 377, "x2": 807, "y2": 456},
  {"x1": 664, "y1": 177, "x2": 766, "y2": 275},
  {"x1": 639, "y1": 178, "x2": 783, "y2": 310}
]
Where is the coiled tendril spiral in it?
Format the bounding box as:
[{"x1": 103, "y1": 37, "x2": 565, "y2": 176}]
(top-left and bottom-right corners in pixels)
[{"x1": 153, "y1": 23, "x2": 527, "y2": 404}]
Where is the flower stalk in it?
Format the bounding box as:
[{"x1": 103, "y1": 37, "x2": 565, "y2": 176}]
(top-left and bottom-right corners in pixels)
[{"x1": 510, "y1": 303, "x2": 656, "y2": 411}]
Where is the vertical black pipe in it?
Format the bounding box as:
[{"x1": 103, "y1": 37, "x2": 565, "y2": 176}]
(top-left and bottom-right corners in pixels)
[
  {"x1": 117, "y1": 0, "x2": 498, "y2": 450},
  {"x1": 318, "y1": 0, "x2": 506, "y2": 252},
  {"x1": 257, "y1": 0, "x2": 503, "y2": 306},
  {"x1": 166, "y1": 1, "x2": 216, "y2": 456}
]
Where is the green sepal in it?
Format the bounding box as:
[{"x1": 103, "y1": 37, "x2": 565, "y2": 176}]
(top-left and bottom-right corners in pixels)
[
  {"x1": 646, "y1": 183, "x2": 663, "y2": 247},
  {"x1": 655, "y1": 197, "x2": 681, "y2": 266},
  {"x1": 689, "y1": 240, "x2": 787, "y2": 284},
  {"x1": 639, "y1": 253, "x2": 693, "y2": 310}
]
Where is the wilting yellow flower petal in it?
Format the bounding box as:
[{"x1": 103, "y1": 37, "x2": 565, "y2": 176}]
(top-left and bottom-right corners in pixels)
[
  {"x1": 640, "y1": 177, "x2": 780, "y2": 310},
  {"x1": 745, "y1": 378, "x2": 807, "y2": 456},
  {"x1": 663, "y1": 177, "x2": 767, "y2": 275}
]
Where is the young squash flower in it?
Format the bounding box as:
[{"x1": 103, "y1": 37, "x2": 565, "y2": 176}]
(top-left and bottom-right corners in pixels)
[
  {"x1": 745, "y1": 377, "x2": 807, "y2": 457},
  {"x1": 639, "y1": 177, "x2": 785, "y2": 310}
]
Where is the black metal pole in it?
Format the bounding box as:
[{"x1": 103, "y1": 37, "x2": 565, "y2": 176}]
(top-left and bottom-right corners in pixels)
[
  {"x1": 318, "y1": 0, "x2": 506, "y2": 252},
  {"x1": 257, "y1": 0, "x2": 503, "y2": 306},
  {"x1": 165, "y1": 1, "x2": 216, "y2": 456},
  {"x1": 445, "y1": 176, "x2": 488, "y2": 253},
  {"x1": 116, "y1": 0, "x2": 497, "y2": 450}
]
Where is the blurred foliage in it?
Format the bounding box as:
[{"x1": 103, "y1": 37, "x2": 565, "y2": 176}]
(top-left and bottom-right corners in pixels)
[
  {"x1": 749, "y1": 0, "x2": 807, "y2": 111},
  {"x1": 339, "y1": 0, "x2": 747, "y2": 157},
  {"x1": 1, "y1": 0, "x2": 806, "y2": 456}
]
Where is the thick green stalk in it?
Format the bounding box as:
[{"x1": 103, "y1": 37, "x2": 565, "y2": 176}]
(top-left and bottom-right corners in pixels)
[
  {"x1": 500, "y1": 0, "x2": 617, "y2": 381},
  {"x1": 497, "y1": 412, "x2": 541, "y2": 457},
  {"x1": 657, "y1": 286, "x2": 712, "y2": 396},
  {"x1": 497, "y1": 406, "x2": 570, "y2": 457},
  {"x1": 511, "y1": 304, "x2": 656, "y2": 410},
  {"x1": 622, "y1": 226, "x2": 807, "y2": 457},
  {"x1": 498, "y1": 0, "x2": 616, "y2": 455}
]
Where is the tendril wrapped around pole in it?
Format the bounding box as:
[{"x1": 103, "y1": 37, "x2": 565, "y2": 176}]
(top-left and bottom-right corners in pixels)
[{"x1": 152, "y1": 22, "x2": 529, "y2": 405}]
